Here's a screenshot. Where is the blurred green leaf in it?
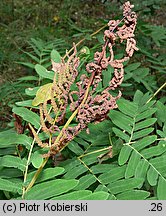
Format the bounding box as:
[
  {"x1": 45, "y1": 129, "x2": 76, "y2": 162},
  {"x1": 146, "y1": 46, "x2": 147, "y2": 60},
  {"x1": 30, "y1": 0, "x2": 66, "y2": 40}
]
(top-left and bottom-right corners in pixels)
[
  {"x1": 51, "y1": 49, "x2": 61, "y2": 63},
  {"x1": 35, "y1": 64, "x2": 54, "y2": 80}
]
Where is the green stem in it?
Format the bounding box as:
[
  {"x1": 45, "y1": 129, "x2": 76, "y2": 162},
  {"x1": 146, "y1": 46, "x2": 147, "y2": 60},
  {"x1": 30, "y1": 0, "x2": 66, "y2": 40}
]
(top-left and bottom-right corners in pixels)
[
  {"x1": 78, "y1": 147, "x2": 110, "y2": 159},
  {"x1": 22, "y1": 124, "x2": 42, "y2": 198},
  {"x1": 63, "y1": 24, "x2": 107, "y2": 60},
  {"x1": 24, "y1": 157, "x2": 49, "y2": 195},
  {"x1": 146, "y1": 82, "x2": 166, "y2": 104}
]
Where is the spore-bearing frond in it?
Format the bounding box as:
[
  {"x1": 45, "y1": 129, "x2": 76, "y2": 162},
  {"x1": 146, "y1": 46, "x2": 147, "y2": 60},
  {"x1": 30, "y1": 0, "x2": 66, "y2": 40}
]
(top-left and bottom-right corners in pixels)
[
  {"x1": 50, "y1": 43, "x2": 80, "y2": 124},
  {"x1": 31, "y1": 1, "x2": 138, "y2": 157}
]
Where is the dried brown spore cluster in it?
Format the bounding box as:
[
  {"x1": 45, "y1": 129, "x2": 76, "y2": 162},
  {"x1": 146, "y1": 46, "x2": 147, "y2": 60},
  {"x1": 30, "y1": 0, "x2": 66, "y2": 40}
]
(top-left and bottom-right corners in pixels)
[
  {"x1": 39, "y1": 44, "x2": 80, "y2": 134},
  {"x1": 70, "y1": 1, "x2": 138, "y2": 131},
  {"x1": 29, "y1": 1, "x2": 138, "y2": 157}
]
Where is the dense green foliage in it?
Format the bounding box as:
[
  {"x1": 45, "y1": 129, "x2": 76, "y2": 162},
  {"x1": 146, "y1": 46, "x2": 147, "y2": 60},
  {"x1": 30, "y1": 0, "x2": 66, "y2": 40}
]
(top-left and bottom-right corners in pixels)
[{"x1": 0, "y1": 0, "x2": 166, "y2": 200}]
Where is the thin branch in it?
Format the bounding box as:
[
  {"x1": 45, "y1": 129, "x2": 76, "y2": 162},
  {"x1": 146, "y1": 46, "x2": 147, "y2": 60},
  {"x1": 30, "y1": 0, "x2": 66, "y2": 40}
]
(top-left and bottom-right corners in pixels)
[
  {"x1": 78, "y1": 147, "x2": 110, "y2": 159},
  {"x1": 146, "y1": 82, "x2": 166, "y2": 104},
  {"x1": 25, "y1": 157, "x2": 49, "y2": 194},
  {"x1": 22, "y1": 124, "x2": 42, "y2": 198},
  {"x1": 63, "y1": 24, "x2": 108, "y2": 60}
]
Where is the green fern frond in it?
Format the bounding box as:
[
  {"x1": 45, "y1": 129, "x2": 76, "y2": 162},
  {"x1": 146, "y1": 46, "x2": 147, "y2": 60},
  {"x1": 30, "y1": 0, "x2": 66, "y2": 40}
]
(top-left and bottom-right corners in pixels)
[{"x1": 107, "y1": 90, "x2": 166, "y2": 199}]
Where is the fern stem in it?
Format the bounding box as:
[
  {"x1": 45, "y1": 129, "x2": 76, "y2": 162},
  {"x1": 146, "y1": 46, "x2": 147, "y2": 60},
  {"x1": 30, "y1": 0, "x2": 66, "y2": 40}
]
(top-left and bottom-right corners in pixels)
[
  {"x1": 146, "y1": 81, "x2": 166, "y2": 104},
  {"x1": 25, "y1": 157, "x2": 49, "y2": 195},
  {"x1": 157, "y1": 138, "x2": 166, "y2": 141},
  {"x1": 22, "y1": 124, "x2": 42, "y2": 198},
  {"x1": 78, "y1": 147, "x2": 110, "y2": 158},
  {"x1": 128, "y1": 117, "x2": 136, "y2": 143},
  {"x1": 63, "y1": 24, "x2": 107, "y2": 60}
]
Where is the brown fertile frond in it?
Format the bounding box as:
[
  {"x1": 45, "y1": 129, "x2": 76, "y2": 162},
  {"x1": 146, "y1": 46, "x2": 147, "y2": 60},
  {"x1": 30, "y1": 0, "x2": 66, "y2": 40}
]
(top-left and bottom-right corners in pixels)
[
  {"x1": 28, "y1": 123, "x2": 48, "y2": 148},
  {"x1": 30, "y1": 1, "x2": 138, "y2": 157},
  {"x1": 43, "y1": 99, "x2": 54, "y2": 124},
  {"x1": 51, "y1": 43, "x2": 80, "y2": 124},
  {"x1": 39, "y1": 104, "x2": 50, "y2": 134}
]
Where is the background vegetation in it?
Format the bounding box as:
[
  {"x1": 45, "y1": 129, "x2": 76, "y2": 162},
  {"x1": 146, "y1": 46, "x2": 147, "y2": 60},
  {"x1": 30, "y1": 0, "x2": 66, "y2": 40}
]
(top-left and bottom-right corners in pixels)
[{"x1": 0, "y1": 0, "x2": 166, "y2": 200}]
